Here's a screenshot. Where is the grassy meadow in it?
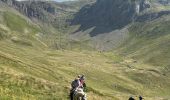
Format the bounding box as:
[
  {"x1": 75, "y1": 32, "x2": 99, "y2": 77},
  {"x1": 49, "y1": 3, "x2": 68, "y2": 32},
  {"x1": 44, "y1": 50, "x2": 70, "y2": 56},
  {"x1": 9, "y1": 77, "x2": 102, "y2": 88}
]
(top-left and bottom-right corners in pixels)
[{"x1": 1, "y1": 38, "x2": 170, "y2": 100}]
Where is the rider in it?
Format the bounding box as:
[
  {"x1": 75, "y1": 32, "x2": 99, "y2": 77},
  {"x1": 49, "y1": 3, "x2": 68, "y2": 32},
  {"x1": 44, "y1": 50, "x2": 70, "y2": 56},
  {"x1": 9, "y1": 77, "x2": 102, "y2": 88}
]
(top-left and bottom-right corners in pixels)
[
  {"x1": 139, "y1": 95, "x2": 143, "y2": 100},
  {"x1": 70, "y1": 75, "x2": 87, "y2": 100},
  {"x1": 128, "y1": 96, "x2": 135, "y2": 100},
  {"x1": 80, "y1": 75, "x2": 86, "y2": 91}
]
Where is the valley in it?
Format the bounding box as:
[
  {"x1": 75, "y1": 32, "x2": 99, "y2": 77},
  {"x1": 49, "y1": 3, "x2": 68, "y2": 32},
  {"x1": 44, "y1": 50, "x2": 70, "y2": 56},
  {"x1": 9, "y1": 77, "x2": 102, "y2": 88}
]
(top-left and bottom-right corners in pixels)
[{"x1": 0, "y1": 0, "x2": 170, "y2": 100}]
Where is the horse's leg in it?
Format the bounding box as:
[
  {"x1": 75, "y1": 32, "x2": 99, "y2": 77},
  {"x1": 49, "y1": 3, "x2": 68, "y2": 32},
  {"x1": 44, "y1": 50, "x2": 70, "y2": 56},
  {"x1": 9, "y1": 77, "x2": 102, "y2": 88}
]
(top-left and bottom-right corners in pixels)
[
  {"x1": 82, "y1": 93, "x2": 87, "y2": 100},
  {"x1": 75, "y1": 94, "x2": 81, "y2": 100},
  {"x1": 73, "y1": 93, "x2": 76, "y2": 100},
  {"x1": 74, "y1": 93, "x2": 78, "y2": 100}
]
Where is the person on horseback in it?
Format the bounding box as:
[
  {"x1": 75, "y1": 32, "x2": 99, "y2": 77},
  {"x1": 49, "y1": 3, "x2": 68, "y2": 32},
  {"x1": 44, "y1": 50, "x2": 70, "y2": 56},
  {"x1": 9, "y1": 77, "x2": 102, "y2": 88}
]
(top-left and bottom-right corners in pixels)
[
  {"x1": 79, "y1": 75, "x2": 86, "y2": 90},
  {"x1": 128, "y1": 96, "x2": 135, "y2": 100},
  {"x1": 70, "y1": 75, "x2": 87, "y2": 100},
  {"x1": 139, "y1": 95, "x2": 143, "y2": 100}
]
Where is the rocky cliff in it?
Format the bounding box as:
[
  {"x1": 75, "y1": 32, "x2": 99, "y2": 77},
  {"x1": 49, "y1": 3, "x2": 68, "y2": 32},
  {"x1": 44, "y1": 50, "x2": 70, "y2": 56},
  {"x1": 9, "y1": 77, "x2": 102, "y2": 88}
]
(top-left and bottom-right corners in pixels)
[
  {"x1": 0, "y1": 0, "x2": 76, "y2": 30},
  {"x1": 71, "y1": 0, "x2": 151, "y2": 36}
]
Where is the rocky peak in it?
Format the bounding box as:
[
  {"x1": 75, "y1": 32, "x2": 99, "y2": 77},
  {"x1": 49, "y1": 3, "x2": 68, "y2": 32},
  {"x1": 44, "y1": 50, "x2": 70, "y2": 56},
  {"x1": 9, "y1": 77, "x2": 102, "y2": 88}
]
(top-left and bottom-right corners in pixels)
[
  {"x1": 158, "y1": 0, "x2": 170, "y2": 5},
  {"x1": 0, "y1": 0, "x2": 76, "y2": 29},
  {"x1": 134, "y1": 0, "x2": 150, "y2": 13},
  {"x1": 1, "y1": 0, "x2": 57, "y2": 18},
  {"x1": 71, "y1": 0, "x2": 151, "y2": 36}
]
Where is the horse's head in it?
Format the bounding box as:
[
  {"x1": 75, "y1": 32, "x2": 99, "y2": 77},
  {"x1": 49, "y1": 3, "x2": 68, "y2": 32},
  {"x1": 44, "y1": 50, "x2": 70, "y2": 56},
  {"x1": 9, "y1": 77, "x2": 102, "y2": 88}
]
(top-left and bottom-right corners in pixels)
[{"x1": 75, "y1": 88, "x2": 84, "y2": 97}]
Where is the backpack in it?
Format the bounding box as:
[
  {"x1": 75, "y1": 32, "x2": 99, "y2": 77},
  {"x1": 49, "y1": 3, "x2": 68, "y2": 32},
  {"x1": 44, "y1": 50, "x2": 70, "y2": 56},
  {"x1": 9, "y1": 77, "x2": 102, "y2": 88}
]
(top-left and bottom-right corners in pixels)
[{"x1": 71, "y1": 79, "x2": 80, "y2": 89}]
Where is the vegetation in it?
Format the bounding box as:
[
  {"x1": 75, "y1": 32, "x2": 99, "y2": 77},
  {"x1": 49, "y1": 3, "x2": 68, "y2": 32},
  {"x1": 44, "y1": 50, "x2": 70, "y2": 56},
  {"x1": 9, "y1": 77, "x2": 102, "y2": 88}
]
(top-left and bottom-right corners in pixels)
[
  {"x1": 3, "y1": 12, "x2": 40, "y2": 33},
  {"x1": 1, "y1": 37, "x2": 170, "y2": 99},
  {"x1": 119, "y1": 15, "x2": 170, "y2": 67},
  {"x1": 0, "y1": 0, "x2": 170, "y2": 100}
]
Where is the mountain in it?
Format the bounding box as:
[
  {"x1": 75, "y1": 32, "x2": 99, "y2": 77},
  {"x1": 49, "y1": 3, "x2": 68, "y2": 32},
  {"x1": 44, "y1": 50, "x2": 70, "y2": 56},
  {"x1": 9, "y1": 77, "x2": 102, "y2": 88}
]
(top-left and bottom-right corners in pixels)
[
  {"x1": 69, "y1": 0, "x2": 152, "y2": 51},
  {"x1": 119, "y1": 12, "x2": 170, "y2": 67},
  {"x1": 0, "y1": 0, "x2": 89, "y2": 49},
  {"x1": 0, "y1": 1, "x2": 94, "y2": 99},
  {"x1": 71, "y1": 0, "x2": 170, "y2": 35},
  {"x1": 70, "y1": 0, "x2": 170, "y2": 98},
  {"x1": 61, "y1": 0, "x2": 96, "y2": 10},
  {"x1": 1, "y1": 0, "x2": 76, "y2": 30},
  {"x1": 71, "y1": 0, "x2": 150, "y2": 36},
  {"x1": 0, "y1": 0, "x2": 170, "y2": 100},
  {"x1": 70, "y1": 0, "x2": 170, "y2": 62}
]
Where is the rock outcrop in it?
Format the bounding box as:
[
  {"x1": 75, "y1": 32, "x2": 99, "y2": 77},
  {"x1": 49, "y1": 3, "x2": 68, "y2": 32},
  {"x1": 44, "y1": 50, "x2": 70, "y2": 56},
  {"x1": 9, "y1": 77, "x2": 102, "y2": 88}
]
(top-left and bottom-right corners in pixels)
[
  {"x1": 71, "y1": 0, "x2": 151, "y2": 36},
  {"x1": 0, "y1": 0, "x2": 75, "y2": 29}
]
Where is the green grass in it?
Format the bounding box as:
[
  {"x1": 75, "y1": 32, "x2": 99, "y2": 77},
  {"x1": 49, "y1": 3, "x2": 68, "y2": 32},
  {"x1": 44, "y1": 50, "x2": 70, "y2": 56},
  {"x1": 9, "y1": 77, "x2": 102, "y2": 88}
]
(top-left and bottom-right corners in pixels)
[
  {"x1": 119, "y1": 15, "x2": 170, "y2": 67},
  {"x1": 1, "y1": 38, "x2": 170, "y2": 99},
  {"x1": 0, "y1": 5, "x2": 170, "y2": 100},
  {"x1": 3, "y1": 12, "x2": 40, "y2": 34},
  {"x1": 0, "y1": 25, "x2": 9, "y2": 40}
]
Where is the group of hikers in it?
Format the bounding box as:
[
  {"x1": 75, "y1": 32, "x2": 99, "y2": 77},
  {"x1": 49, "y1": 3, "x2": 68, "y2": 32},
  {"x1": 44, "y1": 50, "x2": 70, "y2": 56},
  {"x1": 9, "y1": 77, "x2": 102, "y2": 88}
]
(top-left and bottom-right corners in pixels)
[
  {"x1": 70, "y1": 75, "x2": 87, "y2": 100},
  {"x1": 70, "y1": 75, "x2": 144, "y2": 100}
]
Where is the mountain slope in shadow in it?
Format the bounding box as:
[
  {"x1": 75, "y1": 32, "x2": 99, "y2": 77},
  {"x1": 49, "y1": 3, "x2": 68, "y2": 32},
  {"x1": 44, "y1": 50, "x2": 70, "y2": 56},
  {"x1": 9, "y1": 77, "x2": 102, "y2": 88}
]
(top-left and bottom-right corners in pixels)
[{"x1": 71, "y1": 0, "x2": 146, "y2": 36}]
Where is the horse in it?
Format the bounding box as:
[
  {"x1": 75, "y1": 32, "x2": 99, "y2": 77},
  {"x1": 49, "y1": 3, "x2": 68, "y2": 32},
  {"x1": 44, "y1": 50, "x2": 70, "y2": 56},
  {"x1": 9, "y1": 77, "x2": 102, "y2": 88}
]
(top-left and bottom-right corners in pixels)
[{"x1": 73, "y1": 88, "x2": 86, "y2": 100}]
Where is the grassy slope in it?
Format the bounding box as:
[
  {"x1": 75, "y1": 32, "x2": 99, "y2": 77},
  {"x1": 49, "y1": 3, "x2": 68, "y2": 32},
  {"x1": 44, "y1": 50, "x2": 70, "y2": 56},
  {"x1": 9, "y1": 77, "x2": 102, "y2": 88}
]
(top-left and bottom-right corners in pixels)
[
  {"x1": 117, "y1": 15, "x2": 170, "y2": 98},
  {"x1": 119, "y1": 15, "x2": 170, "y2": 67},
  {"x1": 0, "y1": 3, "x2": 170, "y2": 100},
  {"x1": 1, "y1": 39, "x2": 170, "y2": 100}
]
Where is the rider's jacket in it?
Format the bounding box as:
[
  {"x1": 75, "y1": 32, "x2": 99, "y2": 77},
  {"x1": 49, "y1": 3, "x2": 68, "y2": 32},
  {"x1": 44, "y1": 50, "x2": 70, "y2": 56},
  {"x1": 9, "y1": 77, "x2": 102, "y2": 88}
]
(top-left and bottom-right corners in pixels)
[{"x1": 71, "y1": 78, "x2": 85, "y2": 90}]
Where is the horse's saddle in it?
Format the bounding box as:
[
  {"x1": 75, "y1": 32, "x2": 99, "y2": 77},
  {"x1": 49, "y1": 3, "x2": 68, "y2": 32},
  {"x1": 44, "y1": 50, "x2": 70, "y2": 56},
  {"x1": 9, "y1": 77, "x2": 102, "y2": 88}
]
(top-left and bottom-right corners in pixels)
[{"x1": 75, "y1": 88, "x2": 84, "y2": 95}]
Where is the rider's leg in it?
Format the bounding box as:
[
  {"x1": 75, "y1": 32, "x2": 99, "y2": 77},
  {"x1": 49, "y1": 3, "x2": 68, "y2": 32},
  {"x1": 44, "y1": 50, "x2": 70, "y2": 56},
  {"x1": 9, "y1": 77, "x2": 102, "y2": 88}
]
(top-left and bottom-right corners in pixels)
[
  {"x1": 70, "y1": 92, "x2": 73, "y2": 100},
  {"x1": 70, "y1": 89, "x2": 74, "y2": 100}
]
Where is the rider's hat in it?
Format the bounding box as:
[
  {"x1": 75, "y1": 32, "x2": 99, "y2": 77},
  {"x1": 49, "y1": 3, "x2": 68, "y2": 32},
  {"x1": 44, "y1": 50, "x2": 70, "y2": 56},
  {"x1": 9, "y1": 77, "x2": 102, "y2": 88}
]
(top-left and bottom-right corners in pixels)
[{"x1": 78, "y1": 75, "x2": 81, "y2": 78}]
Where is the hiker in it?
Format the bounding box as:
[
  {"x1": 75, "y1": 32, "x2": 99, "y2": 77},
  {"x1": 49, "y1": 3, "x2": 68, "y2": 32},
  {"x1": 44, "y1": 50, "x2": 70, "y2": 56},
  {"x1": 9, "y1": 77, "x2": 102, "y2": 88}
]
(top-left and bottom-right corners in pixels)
[
  {"x1": 70, "y1": 75, "x2": 87, "y2": 100},
  {"x1": 128, "y1": 96, "x2": 135, "y2": 100},
  {"x1": 79, "y1": 75, "x2": 86, "y2": 90},
  {"x1": 70, "y1": 77, "x2": 80, "y2": 100},
  {"x1": 139, "y1": 96, "x2": 143, "y2": 100}
]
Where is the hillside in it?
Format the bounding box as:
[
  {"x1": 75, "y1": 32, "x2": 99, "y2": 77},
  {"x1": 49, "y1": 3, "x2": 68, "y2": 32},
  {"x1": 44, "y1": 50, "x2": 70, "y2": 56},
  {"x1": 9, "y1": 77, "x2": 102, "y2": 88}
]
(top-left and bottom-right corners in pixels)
[
  {"x1": 69, "y1": 0, "x2": 150, "y2": 51},
  {"x1": 71, "y1": 0, "x2": 137, "y2": 36},
  {"x1": 61, "y1": 0, "x2": 96, "y2": 10},
  {"x1": 0, "y1": 0, "x2": 91, "y2": 50},
  {"x1": 0, "y1": 0, "x2": 170, "y2": 100},
  {"x1": 70, "y1": 0, "x2": 170, "y2": 64},
  {"x1": 0, "y1": 9, "x2": 170, "y2": 98},
  {"x1": 119, "y1": 15, "x2": 170, "y2": 67},
  {"x1": 70, "y1": 0, "x2": 170, "y2": 50}
]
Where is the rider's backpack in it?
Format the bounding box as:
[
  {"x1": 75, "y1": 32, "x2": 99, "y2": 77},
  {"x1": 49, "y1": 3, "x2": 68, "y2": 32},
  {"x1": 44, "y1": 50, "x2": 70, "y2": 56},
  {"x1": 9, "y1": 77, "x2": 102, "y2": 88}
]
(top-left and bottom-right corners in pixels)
[{"x1": 71, "y1": 78, "x2": 80, "y2": 89}]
